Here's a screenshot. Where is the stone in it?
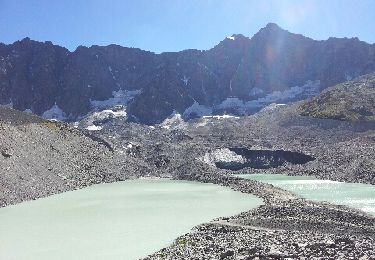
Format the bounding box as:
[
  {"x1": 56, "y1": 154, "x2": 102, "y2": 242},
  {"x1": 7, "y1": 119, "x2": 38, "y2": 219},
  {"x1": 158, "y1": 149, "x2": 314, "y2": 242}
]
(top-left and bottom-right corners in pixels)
[{"x1": 220, "y1": 249, "x2": 234, "y2": 259}]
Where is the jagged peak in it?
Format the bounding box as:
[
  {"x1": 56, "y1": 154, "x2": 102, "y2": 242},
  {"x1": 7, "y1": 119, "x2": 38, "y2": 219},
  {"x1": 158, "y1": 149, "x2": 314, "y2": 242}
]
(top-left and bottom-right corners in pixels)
[
  {"x1": 225, "y1": 34, "x2": 248, "y2": 41},
  {"x1": 10, "y1": 37, "x2": 68, "y2": 51},
  {"x1": 250, "y1": 22, "x2": 314, "y2": 44},
  {"x1": 256, "y1": 23, "x2": 288, "y2": 36},
  {"x1": 21, "y1": 37, "x2": 31, "y2": 42},
  {"x1": 264, "y1": 22, "x2": 283, "y2": 30},
  {"x1": 221, "y1": 23, "x2": 285, "y2": 43},
  {"x1": 208, "y1": 33, "x2": 250, "y2": 52}
]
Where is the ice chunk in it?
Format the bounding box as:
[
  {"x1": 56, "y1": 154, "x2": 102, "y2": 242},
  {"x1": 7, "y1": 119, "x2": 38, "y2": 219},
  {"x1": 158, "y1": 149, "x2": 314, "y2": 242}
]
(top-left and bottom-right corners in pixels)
[
  {"x1": 160, "y1": 111, "x2": 185, "y2": 129},
  {"x1": 183, "y1": 101, "x2": 212, "y2": 118},
  {"x1": 0, "y1": 100, "x2": 13, "y2": 108},
  {"x1": 90, "y1": 89, "x2": 142, "y2": 109},
  {"x1": 86, "y1": 125, "x2": 103, "y2": 131},
  {"x1": 42, "y1": 103, "x2": 67, "y2": 121},
  {"x1": 249, "y1": 87, "x2": 264, "y2": 97}
]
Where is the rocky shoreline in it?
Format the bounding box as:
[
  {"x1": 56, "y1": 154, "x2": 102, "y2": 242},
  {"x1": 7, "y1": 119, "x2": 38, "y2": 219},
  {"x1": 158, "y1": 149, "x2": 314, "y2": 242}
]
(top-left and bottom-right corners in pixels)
[
  {"x1": 144, "y1": 172, "x2": 375, "y2": 259},
  {"x1": 1, "y1": 101, "x2": 375, "y2": 259}
]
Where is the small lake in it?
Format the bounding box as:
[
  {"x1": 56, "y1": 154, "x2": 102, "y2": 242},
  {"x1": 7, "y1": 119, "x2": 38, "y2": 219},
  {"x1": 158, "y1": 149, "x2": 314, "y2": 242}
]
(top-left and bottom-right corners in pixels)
[
  {"x1": 0, "y1": 179, "x2": 263, "y2": 260},
  {"x1": 239, "y1": 174, "x2": 375, "y2": 215}
]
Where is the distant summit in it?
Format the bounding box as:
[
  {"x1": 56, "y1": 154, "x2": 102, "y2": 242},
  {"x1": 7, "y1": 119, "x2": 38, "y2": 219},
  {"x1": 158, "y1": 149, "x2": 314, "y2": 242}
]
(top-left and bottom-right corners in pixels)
[{"x1": 262, "y1": 22, "x2": 284, "y2": 31}]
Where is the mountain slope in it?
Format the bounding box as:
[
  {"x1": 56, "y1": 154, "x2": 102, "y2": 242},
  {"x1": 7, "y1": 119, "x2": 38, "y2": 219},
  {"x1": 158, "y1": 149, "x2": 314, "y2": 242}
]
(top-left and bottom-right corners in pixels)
[
  {"x1": 299, "y1": 73, "x2": 375, "y2": 122},
  {"x1": 1, "y1": 23, "x2": 375, "y2": 124},
  {"x1": 0, "y1": 107, "x2": 151, "y2": 206}
]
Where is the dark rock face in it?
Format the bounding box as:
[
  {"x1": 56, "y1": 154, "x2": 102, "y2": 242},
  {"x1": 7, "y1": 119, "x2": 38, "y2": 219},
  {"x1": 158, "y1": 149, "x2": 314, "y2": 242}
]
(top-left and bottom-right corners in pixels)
[
  {"x1": 1, "y1": 150, "x2": 12, "y2": 158},
  {"x1": 0, "y1": 39, "x2": 157, "y2": 119},
  {"x1": 215, "y1": 148, "x2": 315, "y2": 170},
  {"x1": 1, "y1": 23, "x2": 375, "y2": 124}
]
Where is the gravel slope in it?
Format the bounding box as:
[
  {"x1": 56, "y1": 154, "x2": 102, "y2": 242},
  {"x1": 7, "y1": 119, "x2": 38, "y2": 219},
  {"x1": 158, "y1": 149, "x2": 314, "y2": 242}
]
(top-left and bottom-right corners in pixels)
[
  {"x1": 0, "y1": 89, "x2": 374, "y2": 259},
  {"x1": 300, "y1": 73, "x2": 375, "y2": 122},
  {"x1": 0, "y1": 107, "x2": 151, "y2": 206}
]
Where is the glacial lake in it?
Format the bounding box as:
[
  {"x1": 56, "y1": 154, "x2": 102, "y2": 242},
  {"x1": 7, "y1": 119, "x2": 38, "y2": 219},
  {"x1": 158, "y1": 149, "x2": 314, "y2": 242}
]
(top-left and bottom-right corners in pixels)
[
  {"x1": 0, "y1": 179, "x2": 263, "y2": 260},
  {"x1": 239, "y1": 174, "x2": 375, "y2": 215}
]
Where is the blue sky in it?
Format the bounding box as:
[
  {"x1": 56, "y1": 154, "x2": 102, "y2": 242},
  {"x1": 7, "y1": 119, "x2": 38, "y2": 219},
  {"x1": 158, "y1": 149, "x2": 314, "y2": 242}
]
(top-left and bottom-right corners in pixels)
[{"x1": 0, "y1": 0, "x2": 374, "y2": 53}]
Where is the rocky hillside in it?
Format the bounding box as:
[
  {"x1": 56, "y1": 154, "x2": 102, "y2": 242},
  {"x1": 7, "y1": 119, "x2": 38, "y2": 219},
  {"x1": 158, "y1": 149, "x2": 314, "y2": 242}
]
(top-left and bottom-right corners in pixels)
[
  {"x1": 1, "y1": 91, "x2": 374, "y2": 259},
  {"x1": 1, "y1": 23, "x2": 375, "y2": 124},
  {"x1": 0, "y1": 107, "x2": 151, "y2": 207},
  {"x1": 299, "y1": 73, "x2": 375, "y2": 122}
]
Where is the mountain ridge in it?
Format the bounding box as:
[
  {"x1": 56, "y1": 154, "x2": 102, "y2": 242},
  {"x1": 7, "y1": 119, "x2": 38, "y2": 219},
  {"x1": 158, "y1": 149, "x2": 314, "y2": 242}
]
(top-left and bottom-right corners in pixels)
[{"x1": 1, "y1": 23, "x2": 375, "y2": 124}]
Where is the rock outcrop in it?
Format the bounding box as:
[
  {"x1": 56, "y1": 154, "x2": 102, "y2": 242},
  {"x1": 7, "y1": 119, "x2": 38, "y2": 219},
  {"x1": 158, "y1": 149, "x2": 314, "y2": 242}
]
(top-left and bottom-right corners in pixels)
[
  {"x1": 300, "y1": 73, "x2": 375, "y2": 122},
  {"x1": 0, "y1": 107, "x2": 149, "y2": 207}
]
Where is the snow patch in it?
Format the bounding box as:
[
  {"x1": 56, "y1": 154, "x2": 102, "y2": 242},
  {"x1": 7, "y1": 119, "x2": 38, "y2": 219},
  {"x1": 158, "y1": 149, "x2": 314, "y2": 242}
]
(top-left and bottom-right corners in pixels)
[
  {"x1": 183, "y1": 101, "x2": 212, "y2": 118},
  {"x1": 0, "y1": 100, "x2": 13, "y2": 109},
  {"x1": 215, "y1": 97, "x2": 248, "y2": 115},
  {"x1": 259, "y1": 103, "x2": 286, "y2": 112},
  {"x1": 194, "y1": 118, "x2": 209, "y2": 127},
  {"x1": 90, "y1": 108, "x2": 126, "y2": 121},
  {"x1": 160, "y1": 111, "x2": 186, "y2": 130},
  {"x1": 203, "y1": 114, "x2": 240, "y2": 120},
  {"x1": 216, "y1": 97, "x2": 244, "y2": 110},
  {"x1": 249, "y1": 80, "x2": 320, "y2": 106},
  {"x1": 181, "y1": 81, "x2": 319, "y2": 120},
  {"x1": 212, "y1": 80, "x2": 320, "y2": 116},
  {"x1": 226, "y1": 36, "x2": 236, "y2": 40},
  {"x1": 199, "y1": 148, "x2": 245, "y2": 167},
  {"x1": 181, "y1": 75, "x2": 189, "y2": 86},
  {"x1": 72, "y1": 122, "x2": 79, "y2": 128},
  {"x1": 86, "y1": 125, "x2": 103, "y2": 131},
  {"x1": 249, "y1": 87, "x2": 264, "y2": 97},
  {"x1": 42, "y1": 103, "x2": 67, "y2": 121},
  {"x1": 81, "y1": 107, "x2": 127, "y2": 131},
  {"x1": 100, "y1": 109, "x2": 126, "y2": 118},
  {"x1": 90, "y1": 89, "x2": 141, "y2": 109},
  {"x1": 108, "y1": 66, "x2": 117, "y2": 80},
  {"x1": 24, "y1": 108, "x2": 32, "y2": 114}
]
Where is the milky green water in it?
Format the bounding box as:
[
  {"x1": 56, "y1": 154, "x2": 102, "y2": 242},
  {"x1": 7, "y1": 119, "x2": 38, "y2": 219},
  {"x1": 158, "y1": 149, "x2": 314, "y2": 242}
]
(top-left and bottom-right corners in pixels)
[
  {"x1": 0, "y1": 179, "x2": 263, "y2": 260},
  {"x1": 239, "y1": 174, "x2": 375, "y2": 215}
]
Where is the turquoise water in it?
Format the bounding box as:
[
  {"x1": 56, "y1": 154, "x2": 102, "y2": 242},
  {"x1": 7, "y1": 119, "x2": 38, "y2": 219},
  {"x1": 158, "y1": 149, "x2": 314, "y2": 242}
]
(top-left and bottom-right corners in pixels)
[
  {"x1": 0, "y1": 179, "x2": 263, "y2": 260},
  {"x1": 239, "y1": 174, "x2": 375, "y2": 215}
]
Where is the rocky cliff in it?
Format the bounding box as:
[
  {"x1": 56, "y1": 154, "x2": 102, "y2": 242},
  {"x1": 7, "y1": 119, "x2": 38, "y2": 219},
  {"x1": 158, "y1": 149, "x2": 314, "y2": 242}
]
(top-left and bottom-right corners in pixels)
[{"x1": 1, "y1": 23, "x2": 375, "y2": 124}]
